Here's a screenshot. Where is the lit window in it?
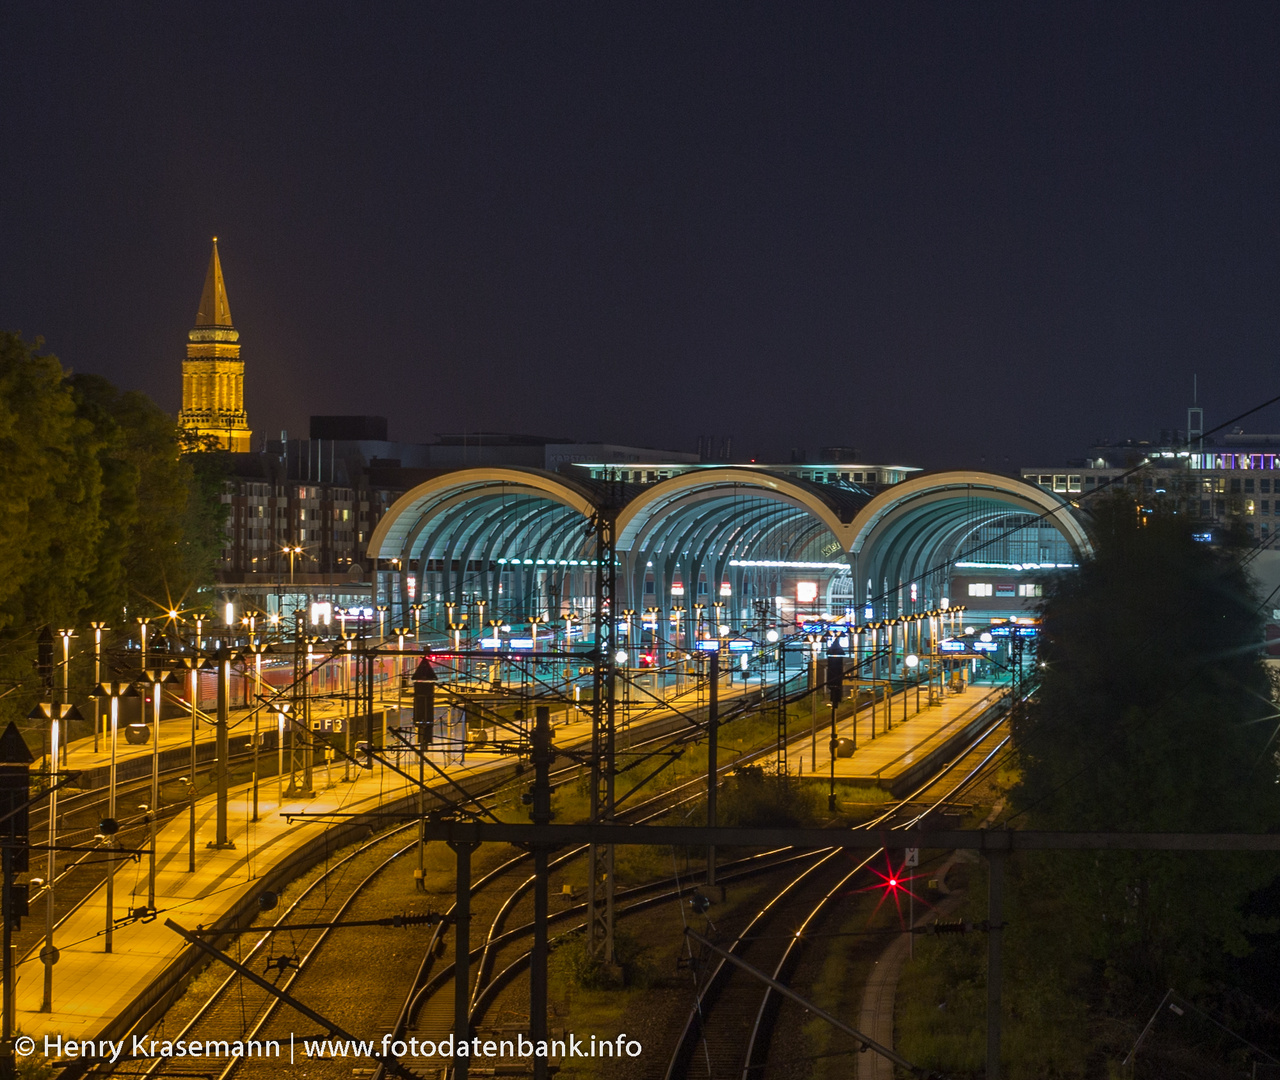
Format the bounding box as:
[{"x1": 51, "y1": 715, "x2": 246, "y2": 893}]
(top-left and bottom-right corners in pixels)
[
  {"x1": 1053, "y1": 475, "x2": 1067, "y2": 492},
  {"x1": 796, "y1": 581, "x2": 819, "y2": 603},
  {"x1": 967, "y1": 583, "x2": 993, "y2": 597},
  {"x1": 1018, "y1": 584, "x2": 1043, "y2": 597},
  {"x1": 1068, "y1": 475, "x2": 1082, "y2": 493},
  {"x1": 1247, "y1": 500, "x2": 1256, "y2": 515}
]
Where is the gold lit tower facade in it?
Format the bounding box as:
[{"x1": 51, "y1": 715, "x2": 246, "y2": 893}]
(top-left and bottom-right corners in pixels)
[{"x1": 179, "y1": 238, "x2": 251, "y2": 452}]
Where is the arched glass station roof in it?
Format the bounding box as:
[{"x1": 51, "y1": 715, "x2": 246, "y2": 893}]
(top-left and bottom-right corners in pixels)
[{"x1": 366, "y1": 466, "x2": 1093, "y2": 631}]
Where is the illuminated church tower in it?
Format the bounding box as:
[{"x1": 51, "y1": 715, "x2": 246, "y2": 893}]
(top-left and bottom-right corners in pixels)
[{"x1": 178, "y1": 238, "x2": 251, "y2": 452}]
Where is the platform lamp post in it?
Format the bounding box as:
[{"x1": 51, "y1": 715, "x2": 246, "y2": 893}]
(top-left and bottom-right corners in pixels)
[
  {"x1": 339, "y1": 633, "x2": 357, "y2": 782},
  {"x1": 410, "y1": 602, "x2": 424, "y2": 643},
  {"x1": 824, "y1": 639, "x2": 845, "y2": 813},
  {"x1": 208, "y1": 647, "x2": 239, "y2": 849},
  {"x1": 136, "y1": 616, "x2": 149, "y2": 672},
  {"x1": 245, "y1": 643, "x2": 271, "y2": 822},
  {"x1": 176, "y1": 654, "x2": 210, "y2": 871},
  {"x1": 905, "y1": 653, "x2": 921, "y2": 715},
  {"x1": 376, "y1": 604, "x2": 389, "y2": 641},
  {"x1": 270, "y1": 702, "x2": 292, "y2": 808},
  {"x1": 56, "y1": 629, "x2": 74, "y2": 765},
  {"x1": 27, "y1": 700, "x2": 81, "y2": 1013},
  {"x1": 411, "y1": 657, "x2": 437, "y2": 882},
  {"x1": 805, "y1": 633, "x2": 821, "y2": 771},
  {"x1": 139, "y1": 669, "x2": 177, "y2": 910},
  {"x1": 89, "y1": 622, "x2": 108, "y2": 751},
  {"x1": 96, "y1": 681, "x2": 136, "y2": 953},
  {"x1": 643, "y1": 607, "x2": 660, "y2": 677}
]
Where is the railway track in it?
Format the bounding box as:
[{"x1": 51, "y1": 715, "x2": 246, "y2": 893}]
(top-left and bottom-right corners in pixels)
[
  {"x1": 93, "y1": 680, "x2": 780, "y2": 1078},
  {"x1": 371, "y1": 684, "x2": 1012, "y2": 1080},
  {"x1": 665, "y1": 700, "x2": 1016, "y2": 1080},
  {"x1": 92, "y1": 675, "x2": 1006, "y2": 1080}
]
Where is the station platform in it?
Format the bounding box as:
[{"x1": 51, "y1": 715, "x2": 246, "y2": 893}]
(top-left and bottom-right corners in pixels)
[
  {"x1": 51, "y1": 665, "x2": 767, "y2": 791},
  {"x1": 785, "y1": 681, "x2": 1008, "y2": 797},
  {"x1": 12, "y1": 671, "x2": 767, "y2": 1047}
]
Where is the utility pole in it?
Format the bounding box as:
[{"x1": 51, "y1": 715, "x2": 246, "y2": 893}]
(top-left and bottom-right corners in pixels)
[
  {"x1": 529, "y1": 705, "x2": 554, "y2": 1080},
  {"x1": 588, "y1": 497, "x2": 618, "y2": 964},
  {"x1": 210, "y1": 649, "x2": 236, "y2": 849},
  {"x1": 412, "y1": 657, "x2": 437, "y2": 885},
  {"x1": 706, "y1": 650, "x2": 719, "y2": 890},
  {"x1": 449, "y1": 833, "x2": 478, "y2": 1080},
  {"x1": 987, "y1": 844, "x2": 1007, "y2": 1080}
]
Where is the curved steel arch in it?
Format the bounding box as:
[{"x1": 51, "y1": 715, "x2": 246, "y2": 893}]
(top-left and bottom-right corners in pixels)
[
  {"x1": 847, "y1": 471, "x2": 1093, "y2": 559},
  {"x1": 616, "y1": 469, "x2": 857, "y2": 552},
  {"x1": 366, "y1": 466, "x2": 1091, "y2": 628},
  {"x1": 368, "y1": 467, "x2": 598, "y2": 561}
]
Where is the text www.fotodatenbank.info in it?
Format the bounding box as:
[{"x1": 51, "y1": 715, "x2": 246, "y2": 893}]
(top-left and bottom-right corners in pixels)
[{"x1": 24, "y1": 1032, "x2": 644, "y2": 1064}]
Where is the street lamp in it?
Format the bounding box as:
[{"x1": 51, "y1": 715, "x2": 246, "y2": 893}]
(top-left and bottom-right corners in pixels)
[
  {"x1": 245, "y1": 643, "x2": 271, "y2": 821},
  {"x1": 375, "y1": 603, "x2": 389, "y2": 640},
  {"x1": 409, "y1": 602, "x2": 424, "y2": 642},
  {"x1": 27, "y1": 700, "x2": 81, "y2": 1013},
  {"x1": 177, "y1": 653, "x2": 210, "y2": 870},
  {"x1": 96, "y1": 681, "x2": 138, "y2": 953},
  {"x1": 57, "y1": 629, "x2": 73, "y2": 764},
  {"x1": 139, "y1": 668, "x2": 178, "y2": 910},
  {"x1": 905, "y1": 652, "x2": 921, "y2": 713},
  {"x1": 89, "y1": 621, "x2": 108, "y2": 752},
  {"x1": 270, "y1": 701, "x2": 293, "y2": 807}
]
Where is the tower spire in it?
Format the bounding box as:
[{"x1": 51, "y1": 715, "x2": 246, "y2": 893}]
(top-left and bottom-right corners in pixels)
[
  {"x1": 195, "y1": 237, "x2": 233, "y2": 327},
  {"x1": 179, "y1": 238, "x2": 251, "y2": 452}
]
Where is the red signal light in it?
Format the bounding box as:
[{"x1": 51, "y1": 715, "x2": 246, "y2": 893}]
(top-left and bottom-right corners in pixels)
[{"x1": 859, "y1": 853, "x2": 928, "y2": 928}]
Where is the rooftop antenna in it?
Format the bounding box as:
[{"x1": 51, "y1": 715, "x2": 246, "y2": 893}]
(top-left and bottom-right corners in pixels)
[{"x1": 1187, "y1": 375, "x2": 1203, "y2": 456}]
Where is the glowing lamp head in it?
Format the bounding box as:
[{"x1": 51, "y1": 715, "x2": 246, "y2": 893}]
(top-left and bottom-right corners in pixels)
[
  {"x1": 905, "y1": 653, "x2": 919, "y2": 668},
  {"x1": 614, "y1": 649, "x2": 629, "y2": 665},
  {"x1": 765, "y1": 629, "x2": 780, "y2": 643}
]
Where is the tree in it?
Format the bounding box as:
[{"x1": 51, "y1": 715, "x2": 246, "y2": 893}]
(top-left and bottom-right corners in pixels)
[
  {"x1": 69, "y1": 373, "x2": 225, "y2": 618},
  {"x1": 0, "y1": 333, "x2": 227, "y2": 727},
  {"x1": 0, "y1": 333, "x2": 103, "y2": 667},
  {"x1": 1011, "y1": 496, "x2": 1280, "y2": 1000}
]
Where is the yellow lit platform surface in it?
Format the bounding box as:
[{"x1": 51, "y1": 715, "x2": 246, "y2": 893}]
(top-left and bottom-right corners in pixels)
[
  {"x1": 784, "y1": 681, "x2": 1008, "y2": 795},
  {"x1": 15, "y1": 674, "x2": 760, "y2": 1045}
]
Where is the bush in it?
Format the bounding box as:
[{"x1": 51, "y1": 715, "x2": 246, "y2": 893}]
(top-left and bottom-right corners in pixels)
[
  {"x1": 551, "y1": 929, "x2": 656, "y2": 989},
  {"x1": 717, "y1": 765, "x2": 823, "y2": 828}
]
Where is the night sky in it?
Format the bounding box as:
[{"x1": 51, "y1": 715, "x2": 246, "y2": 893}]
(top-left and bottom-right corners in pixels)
[{"x1": 4, "y1": 3, "x2": 1280, "y2": 470}]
